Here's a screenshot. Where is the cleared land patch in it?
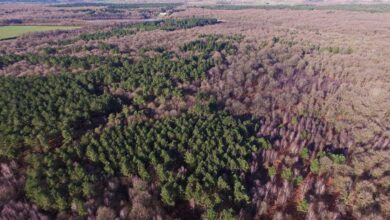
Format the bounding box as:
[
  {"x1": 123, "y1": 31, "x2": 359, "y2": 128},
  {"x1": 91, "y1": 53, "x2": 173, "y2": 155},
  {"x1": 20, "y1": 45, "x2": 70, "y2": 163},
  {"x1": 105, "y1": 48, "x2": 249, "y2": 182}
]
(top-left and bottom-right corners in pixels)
[{"x1": 0, "y1": 25, "x2": 79, "y2": 40}]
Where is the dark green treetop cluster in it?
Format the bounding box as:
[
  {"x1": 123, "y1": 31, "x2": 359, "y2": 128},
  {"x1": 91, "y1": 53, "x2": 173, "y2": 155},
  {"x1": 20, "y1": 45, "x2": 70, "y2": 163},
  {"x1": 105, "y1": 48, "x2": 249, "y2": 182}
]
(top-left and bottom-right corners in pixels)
[
  {"x1": 0, "y1": 54, "x2": 25, "y2": 68},
  {"x1": 79, "y1": 35, "x2": 238, "y2": 103},
  {"x1": 25, "y1": 111, "x2": 267, "y2": 216},
  {"x1": 0, "y1": 34, "x2": 237, "y2": 160},
  {"x1": 0, "y1": 75, "x2": 121, "y2": 159},
  {"x1": 78, "y1": 18, "x2": 219, "y2": 41},
  {"x1": 0, "y1": 32, "x2": 256, "y2": 219}
]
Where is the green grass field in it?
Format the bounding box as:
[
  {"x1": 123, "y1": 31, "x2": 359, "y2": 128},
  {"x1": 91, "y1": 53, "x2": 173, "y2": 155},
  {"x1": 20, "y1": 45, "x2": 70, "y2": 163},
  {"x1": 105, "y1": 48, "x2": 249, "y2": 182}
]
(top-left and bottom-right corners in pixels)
[{"x1": 0, "y1": 26, "x2": 79, "y2": 40}]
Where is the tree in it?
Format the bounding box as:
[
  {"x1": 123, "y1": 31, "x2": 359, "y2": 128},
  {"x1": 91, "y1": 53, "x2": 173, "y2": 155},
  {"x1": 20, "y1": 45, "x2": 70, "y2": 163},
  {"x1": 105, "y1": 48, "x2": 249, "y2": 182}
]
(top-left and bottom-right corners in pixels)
[
  {"x1": 160, "y1": 185, "x2": 175, "y2": 206},
  {"x1": 310, "y1": 159, "x2": 320, "y2": 174}
]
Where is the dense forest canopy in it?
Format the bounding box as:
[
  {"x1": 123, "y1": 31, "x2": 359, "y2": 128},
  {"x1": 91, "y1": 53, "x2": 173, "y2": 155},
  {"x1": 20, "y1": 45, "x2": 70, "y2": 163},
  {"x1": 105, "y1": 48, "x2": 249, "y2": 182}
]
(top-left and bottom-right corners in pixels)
[
  {"x1": 0, "y1": 75, "x2": 121, "y2": 159},
  {"x1": 0, "y1": 19, "x2": 270, "y2": 218},
  {"x1": 0, "y1": 19, "x2": 227, "y2": 160},
  {"x1": 0, "y1": 27, "x2": 349, "y2": 219},
  {"x1": 0, "y1": 5, "x2": 389, "y2": 220},
  {"x1": 25, "y1": 111, "x2": 265, "y2": 217}
]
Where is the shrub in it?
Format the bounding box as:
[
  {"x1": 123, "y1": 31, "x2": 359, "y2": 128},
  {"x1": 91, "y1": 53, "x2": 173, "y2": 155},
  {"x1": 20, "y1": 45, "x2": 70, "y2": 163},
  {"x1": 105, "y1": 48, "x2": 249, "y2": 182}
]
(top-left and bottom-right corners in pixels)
[
  {"x1": 294, "y1": 176, "x2": 303, "y2": 186},
  {"x1": 310, "y1": 159, "x2": 320, "y2": 174},
  {"x1": 268, "y1": 166, "x2": 277, "y2": 178},
  {"x1": 297, "y1": 199, "x2": 309, "y2": 213},
  {"x1": 281, "y1": 168, "x2": 293, "y2": 181},
  {"x1": 329, "y1": 154, "x2": 346, "y2": 164},
  {"x1": 300, "y1": 148, "x2": 309, "y2": 160}
]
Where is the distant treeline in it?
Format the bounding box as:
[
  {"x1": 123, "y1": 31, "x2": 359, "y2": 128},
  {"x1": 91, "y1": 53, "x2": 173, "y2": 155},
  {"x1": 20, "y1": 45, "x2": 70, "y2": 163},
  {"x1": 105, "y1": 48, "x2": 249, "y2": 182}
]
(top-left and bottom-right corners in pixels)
[
  {"x1": 202, "y1": 4, "x2": 390, "y2": 13},
  {"x1": 0, "y1": 0, "x2": 61, "y2": 2},
  {"x1": 52, "y1": 2, "x2": 183, "y2": 10},
  {"x1": 78, "y1": 18, "x2": 219, "y2": 41}
]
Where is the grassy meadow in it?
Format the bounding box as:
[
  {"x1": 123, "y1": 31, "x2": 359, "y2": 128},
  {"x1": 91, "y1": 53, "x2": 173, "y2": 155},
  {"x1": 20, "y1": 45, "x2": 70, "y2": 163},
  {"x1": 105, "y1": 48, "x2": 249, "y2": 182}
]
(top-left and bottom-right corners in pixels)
[{"x1": 0, "y1": 25, "x2": 78, "y2": 40}]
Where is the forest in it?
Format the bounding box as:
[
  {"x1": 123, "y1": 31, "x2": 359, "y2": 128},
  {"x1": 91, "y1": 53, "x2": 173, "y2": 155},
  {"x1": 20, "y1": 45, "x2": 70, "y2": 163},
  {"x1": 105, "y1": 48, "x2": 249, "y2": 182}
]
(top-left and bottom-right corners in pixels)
[
  {"x1": 25, "y1": 111, "x2": 264, "y2": 217},
  {"x1": 0, "y1": 3, "x2": 389, "y2": 220},
  {"x1": 53, "y1": 2, "x2": 184, "y2": 9},
  {"x1": 77, "y1": 18, "x2": 219, "y2": 41},
  {"x1": 0, "y1": 19, "x2": 227, "y2": 160},
  {"x1": 201, "y1": 3, "x2": 390, "y2": 13},
  {"x1": 0, "y1": 21, "x2": 266, "y2": 218}
]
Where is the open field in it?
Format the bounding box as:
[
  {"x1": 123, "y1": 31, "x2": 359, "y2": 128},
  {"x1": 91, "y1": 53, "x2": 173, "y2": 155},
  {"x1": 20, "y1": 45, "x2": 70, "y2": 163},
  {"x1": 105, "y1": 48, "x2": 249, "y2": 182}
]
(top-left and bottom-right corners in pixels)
[{"x1": 0, "y1": 25, "x2": 79, "y2": 40}]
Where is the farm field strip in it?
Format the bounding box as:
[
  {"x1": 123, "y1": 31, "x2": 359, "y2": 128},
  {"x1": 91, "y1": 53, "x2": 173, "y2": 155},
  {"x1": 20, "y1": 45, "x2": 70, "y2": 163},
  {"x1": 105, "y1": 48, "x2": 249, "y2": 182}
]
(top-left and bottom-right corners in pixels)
[{"x1": 0, "y1": 25, "x2": 79, "y2": 40}]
